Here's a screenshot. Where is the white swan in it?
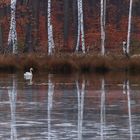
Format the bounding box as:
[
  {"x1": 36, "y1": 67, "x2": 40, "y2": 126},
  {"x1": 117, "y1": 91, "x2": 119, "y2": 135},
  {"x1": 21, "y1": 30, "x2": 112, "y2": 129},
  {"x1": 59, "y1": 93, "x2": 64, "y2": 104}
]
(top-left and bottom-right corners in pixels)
[{"x1": 24, "y1": 68, "x2": 33, "y2": 80}]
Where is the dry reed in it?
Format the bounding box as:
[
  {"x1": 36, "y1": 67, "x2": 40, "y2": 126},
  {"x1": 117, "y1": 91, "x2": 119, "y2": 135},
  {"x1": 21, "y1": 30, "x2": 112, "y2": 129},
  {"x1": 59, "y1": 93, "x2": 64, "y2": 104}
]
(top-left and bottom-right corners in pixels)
[{"x1": 0, "y1": 54, "x2": 139, "y2": 73}]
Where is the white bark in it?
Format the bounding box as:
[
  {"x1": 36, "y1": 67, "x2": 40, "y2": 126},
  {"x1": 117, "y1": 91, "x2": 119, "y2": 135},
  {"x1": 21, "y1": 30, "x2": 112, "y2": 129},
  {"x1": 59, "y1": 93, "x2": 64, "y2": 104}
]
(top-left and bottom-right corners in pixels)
[
  {"x1": 76, "y1": 0, "x2": 85, "y2": 53},
  {"x1": 100, "y1": 0, "x2": 106, "y2": 55},
  {"x1": 76, "y1": 0, "x2": 80, "y2": 52},
  {"x1": 8, "y1": 0, "x2": 17, "y2": 54},
  {"x1": 127, "y1": 0, "x2": 133, "y2": 54},
  {"x1": 48, "y1": 0, "x2": 55, "y2": 55}
]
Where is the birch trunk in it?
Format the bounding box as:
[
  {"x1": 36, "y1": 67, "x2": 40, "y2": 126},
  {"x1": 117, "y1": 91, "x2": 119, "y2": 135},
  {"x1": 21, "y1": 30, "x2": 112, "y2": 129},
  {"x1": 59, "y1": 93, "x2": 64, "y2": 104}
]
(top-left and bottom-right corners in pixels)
[
  {"x1": 76, "y1": 0, "x2": 85, "y2": 53},
  {"x1": 48, "y1": 0, "x2": 55, "y2": 55},
  {"x1": 80, "y1": 0, "x2": 85, "y2": 53},
  {"x1": 8, "y1": 0, "x2": 17, "y2": 54},
  {"x1": 100, "y1": 0, "x2": 106, "y2": 55},
  {"x1": 76, "y1": 0, "x2": 80, "y2": 52},
  {"x1": 127, "y1": 0, "x2": 133, "y2": 54}
]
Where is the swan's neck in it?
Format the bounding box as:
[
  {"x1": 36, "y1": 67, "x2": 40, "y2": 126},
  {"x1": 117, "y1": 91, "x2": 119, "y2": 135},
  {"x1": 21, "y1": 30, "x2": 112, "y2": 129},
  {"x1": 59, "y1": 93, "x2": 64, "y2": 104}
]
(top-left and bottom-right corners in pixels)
[{"x1": 30, "y1": 70, "x2": 32, "y2": 74}]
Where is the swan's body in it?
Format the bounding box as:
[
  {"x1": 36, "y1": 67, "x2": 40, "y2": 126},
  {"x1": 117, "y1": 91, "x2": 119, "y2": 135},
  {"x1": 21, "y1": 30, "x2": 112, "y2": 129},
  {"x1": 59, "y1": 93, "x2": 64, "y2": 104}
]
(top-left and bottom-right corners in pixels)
[{"x1": 24, "y1": 68, "x2": 33, "y2": 80}]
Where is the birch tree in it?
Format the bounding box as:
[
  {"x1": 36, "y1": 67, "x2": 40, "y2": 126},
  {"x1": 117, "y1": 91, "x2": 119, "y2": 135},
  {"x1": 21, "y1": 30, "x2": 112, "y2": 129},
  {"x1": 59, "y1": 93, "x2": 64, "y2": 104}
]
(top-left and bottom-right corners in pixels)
[
  {"x1": 127, "y1": 0, "x2": 133, "y2": 55},
  {"x1": 100, "y1": 0, "x2": 106, "y2": 55},
  {"x1": 76, "y1": 0, "x2": 85, "y2": 53},
  {"x1": 8, "y1": 0, "x2": 17, "y2": 54},
  {"x1": 48, "y1": 0, "x2": 55, "y2": 55}
]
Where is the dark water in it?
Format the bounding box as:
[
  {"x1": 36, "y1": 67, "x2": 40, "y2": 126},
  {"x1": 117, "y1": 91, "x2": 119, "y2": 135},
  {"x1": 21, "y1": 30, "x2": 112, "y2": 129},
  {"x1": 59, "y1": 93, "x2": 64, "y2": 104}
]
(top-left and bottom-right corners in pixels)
[{"x1": 0, "y1": 72, "x2": 140, "y2": 140}]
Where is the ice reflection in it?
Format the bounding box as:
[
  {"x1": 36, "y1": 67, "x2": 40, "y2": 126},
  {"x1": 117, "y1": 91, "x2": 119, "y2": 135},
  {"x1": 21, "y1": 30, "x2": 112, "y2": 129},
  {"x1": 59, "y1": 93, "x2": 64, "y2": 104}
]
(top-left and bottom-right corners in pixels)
[
  {"x1": 76, "y1": 80, "x2": 85, "y2": 140},
  {"x1": 47, "y1": 74, "x2": 54, "y2": 140},
  {"x1": 0, "y1": 73, "x2": 139, "y2": 139},
  {"x1": 8, "y1": 76, "x2": 17, "y2": 140},
  {"x1": 123, "y1": 80, "x2": 133, "y2": 140},
  {"x1": 100, "y1": 78, "x2": 106, "y2": 140}
]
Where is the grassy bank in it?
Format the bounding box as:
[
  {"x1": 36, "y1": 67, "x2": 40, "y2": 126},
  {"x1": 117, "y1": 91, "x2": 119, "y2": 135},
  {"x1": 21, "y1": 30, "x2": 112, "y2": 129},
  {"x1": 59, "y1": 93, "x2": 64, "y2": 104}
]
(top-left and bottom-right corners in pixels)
[{"x1": 0, "y1": 54, "x2": 140, "y2": 74}]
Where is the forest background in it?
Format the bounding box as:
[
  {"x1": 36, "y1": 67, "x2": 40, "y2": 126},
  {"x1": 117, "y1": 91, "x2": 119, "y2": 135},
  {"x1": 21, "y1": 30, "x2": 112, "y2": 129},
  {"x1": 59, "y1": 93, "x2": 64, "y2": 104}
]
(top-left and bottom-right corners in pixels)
[{"x1": 0, "y1": 0, "x2": 140, "y2": 54}]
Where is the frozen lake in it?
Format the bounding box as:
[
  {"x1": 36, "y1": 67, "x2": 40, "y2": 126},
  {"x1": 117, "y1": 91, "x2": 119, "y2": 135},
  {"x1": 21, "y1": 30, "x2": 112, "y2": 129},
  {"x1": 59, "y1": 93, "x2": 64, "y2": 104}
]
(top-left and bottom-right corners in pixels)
[{"x1": 0, "y1": 72, "x2": 140, "y2": 140}]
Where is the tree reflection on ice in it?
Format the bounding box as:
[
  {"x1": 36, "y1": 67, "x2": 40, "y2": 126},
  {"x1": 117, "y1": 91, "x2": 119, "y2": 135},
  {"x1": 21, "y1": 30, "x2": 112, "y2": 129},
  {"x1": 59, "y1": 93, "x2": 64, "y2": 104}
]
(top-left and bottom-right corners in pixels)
[
  {"x1": 76, "y1": 80, "x2": 85, "y2": 140},
  {"x1": 8, "y1": 76, "x2": 17, "y2": 140},
  {"x1": 123, "y1": 79, "x2": 133, "y2": 140},
  {"x1": 100, "y1": 78, "x2": 106, "y2": 140},
  {"x1": 47, "y1": 74, "x2": 54, "y2": 140}
]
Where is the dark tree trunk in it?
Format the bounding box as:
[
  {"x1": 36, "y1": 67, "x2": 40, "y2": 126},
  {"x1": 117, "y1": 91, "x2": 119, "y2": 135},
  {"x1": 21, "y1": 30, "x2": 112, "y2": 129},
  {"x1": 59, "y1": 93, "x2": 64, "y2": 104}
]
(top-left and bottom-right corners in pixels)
[
  {"x1": 0, "y1": 24, "x2": 3, "y2": 53},
  {"x1": 32, "y1": 0, "x2": 40, "y2": 51},
  {"x1": 24, "y1": 0, "x2": 33, "y2": 52},
  {"x1": 24, "y1": 23, "x2": 33, "y2": 52},
  {"x1": 72, "y1": 0, "x2": 77, "y2": 47},
  {"x1": 64, "y1": 0, "x2": 69, "y2": 47}
]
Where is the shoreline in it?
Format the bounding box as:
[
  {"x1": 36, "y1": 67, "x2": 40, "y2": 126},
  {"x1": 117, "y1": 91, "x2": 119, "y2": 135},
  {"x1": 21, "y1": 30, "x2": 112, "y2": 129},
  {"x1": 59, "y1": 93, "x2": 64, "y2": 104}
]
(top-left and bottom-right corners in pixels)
[{"x1": 0, "y1": 54, "x2": 139, "y2": 74}]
